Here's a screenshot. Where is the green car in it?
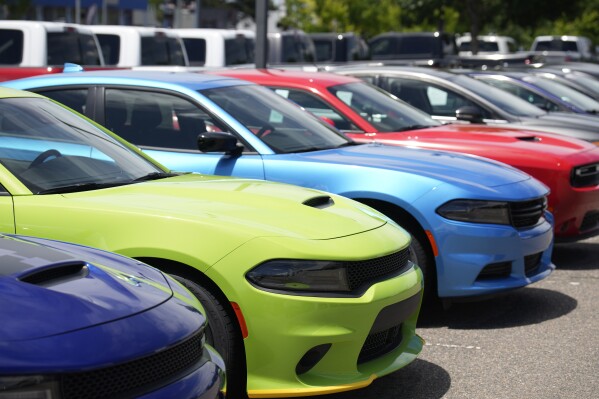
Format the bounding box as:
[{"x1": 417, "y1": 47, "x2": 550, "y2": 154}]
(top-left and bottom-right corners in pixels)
[{"x1": 0, "y1": 88, "x2": 423, "y2": 396}]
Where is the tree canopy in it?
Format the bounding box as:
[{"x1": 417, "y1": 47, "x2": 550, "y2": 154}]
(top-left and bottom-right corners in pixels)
[{"x1": 277, "y1": 0, "x2": 599, "y2": 48}]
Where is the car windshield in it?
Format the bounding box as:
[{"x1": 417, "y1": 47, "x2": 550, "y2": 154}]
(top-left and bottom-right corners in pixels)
[
  {"x1": 201, "y1": 84, "x2": 352, "y2": 154},
  {"x1": 451, "y1": 74, "x2": 546, "y2": 117},
  {"x1": 524, "y1": 75, "x2": 599, "y2": 112},
  {"x1": 327, "y1": 82, "x2": 441, "y2": 132},
  {"x1": 0, "y1": 97, "x2": 164, "y2": 194}
]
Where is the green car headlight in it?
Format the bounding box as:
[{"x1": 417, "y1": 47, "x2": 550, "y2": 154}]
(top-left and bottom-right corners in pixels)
[
  {"x1": 0, "y1": 376, "x2": 59, "y2": 398},
  {"x1": 246, "y1": 259, "x2": 351, "y2": 294},
  {"x1": 437, "y1": 199, "x2": 510, "y2": 225}
]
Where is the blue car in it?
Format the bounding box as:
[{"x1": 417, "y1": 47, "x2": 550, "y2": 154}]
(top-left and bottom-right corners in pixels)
[
  {"x1": 4, "y1": 70, "x2": 555, "y2": 304},
  {"x1": 0, "y1": 234, "x2": 225, "y2": 399}
]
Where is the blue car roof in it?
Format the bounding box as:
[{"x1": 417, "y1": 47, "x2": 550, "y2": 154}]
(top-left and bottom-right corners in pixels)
[{"x1": 5, "y1": 69, "x2": 253, "y2": 91}]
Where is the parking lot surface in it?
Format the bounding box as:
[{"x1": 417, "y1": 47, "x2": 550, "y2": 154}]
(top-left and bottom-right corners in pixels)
[{"x1": 276, "y1": 236, "x2": 598, "y2": 399}]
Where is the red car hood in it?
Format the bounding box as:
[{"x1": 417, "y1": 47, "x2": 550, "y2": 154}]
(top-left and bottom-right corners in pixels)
[{"x1": 351, "y1": 123, "x2": 599, "y2": 168}]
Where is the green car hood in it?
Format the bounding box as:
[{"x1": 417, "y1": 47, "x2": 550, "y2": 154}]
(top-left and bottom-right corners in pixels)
[{"x1": 13, "y1": 174, "x2": 388, "y2": 268}]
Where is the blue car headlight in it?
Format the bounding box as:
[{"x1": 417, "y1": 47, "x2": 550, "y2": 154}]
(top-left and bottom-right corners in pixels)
[
  {"x1": 246, "y1": 259, "x2": 351, "y2": 294},
  {"x1": 0, "y1": 376, "x2": 59, "y2": 398},
  {"x1": 437, "y1": 199, "x2": 510, "y2": 225}
]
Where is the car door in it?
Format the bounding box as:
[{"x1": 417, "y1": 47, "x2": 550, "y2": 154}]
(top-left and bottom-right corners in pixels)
[{"x1": 37, "y1": 86, "x2": 266, "y2": 179}]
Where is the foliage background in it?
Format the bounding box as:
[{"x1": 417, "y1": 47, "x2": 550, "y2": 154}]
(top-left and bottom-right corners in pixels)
[{"x1": 277, "y1": 0, "x2": 599, "y2": 49}]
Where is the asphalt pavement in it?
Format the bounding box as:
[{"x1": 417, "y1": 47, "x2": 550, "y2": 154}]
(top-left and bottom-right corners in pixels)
[{"x1": 280, "y1": 235, "x2": 599, "y2": 399}]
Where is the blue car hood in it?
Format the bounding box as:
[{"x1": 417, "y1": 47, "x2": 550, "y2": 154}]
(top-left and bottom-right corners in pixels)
[
  {"x1": 0, "y1": 236, "x2": 172, "y2": 341},
  {"x1": 295, "y1": 143, "x2": 532, "y2": 188}
]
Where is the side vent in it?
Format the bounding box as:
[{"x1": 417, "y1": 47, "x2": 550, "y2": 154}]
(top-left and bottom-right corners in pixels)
[
  {"x1": 303, "y1": 196, "x2": 335, "y2": 209},
  {"x1": 19, "y1": 262, "x2": 89, "y2": 286}
]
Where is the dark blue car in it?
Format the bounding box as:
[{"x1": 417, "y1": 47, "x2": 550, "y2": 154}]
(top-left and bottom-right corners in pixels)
[{"x1": 0, "y1": 234, "x2": 224, "y2": 398}]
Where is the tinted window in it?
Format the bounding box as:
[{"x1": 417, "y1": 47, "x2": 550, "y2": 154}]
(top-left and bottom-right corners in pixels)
[
  {"x1": 328, "y1": 82, "x2": 440, "y2": 132},
  {"x1": 313, "y1": 39, "x2": 334, "y2": 62},
  {"x1": 141, "y1": 35, "x2": 186, "y2": 66},
  {"x1": 273, "y1": 88, "x2": 360, "y2": 131},
  {"x1": 281, "y1": 34, "x2": 315, "y2": 62},
  {"x1": 47, "y1": 31, "x2": 102, "y2": 65},
  {"x1": 96, "y1": 34, "x2": 121, "y2": 65},
  {"x1": 183, "y1": 37, "x2": 206, "y2": 66},
  {"x1": 0, "y1": 97, "x2": 160, "y2": 194},
  {"x1": 38, "y1": 89, "x2": 89, "y2": 115},
  {"x1": 104, "y1": 89, "x2": 224, "y2": 150},
  {"x1": 224, "y1": 36, "x2": 254, "y2": 65},
  {"x1": 0, "y1": 29, "x2": 24, "y2": 65},
  {"x1": 449, "y1": 74, "x2": 546, "y2": 117},
  {"x1": 478, "y1": 78, "x2": 560, "y2": 112},
  {"x1": 202, "y1": 84, "x2": 350, "y2": 153},
  {"x1": 384, "y1": 77, "x2": 488, "y2": 118}
]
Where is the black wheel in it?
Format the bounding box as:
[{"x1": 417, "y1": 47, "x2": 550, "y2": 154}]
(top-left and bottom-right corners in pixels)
[
  {"x1": 406, "y1": 231, "x2": 439, "y2": 309},
  {"x1": 28, "y1": 149, "x2": 62, "y2": 169},
  {"x1": 171, "y1": 275, "x2": 248, "y2": 399}
]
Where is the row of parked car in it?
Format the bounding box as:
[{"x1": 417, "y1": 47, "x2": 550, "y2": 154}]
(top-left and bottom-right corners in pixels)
[{"x1": 1, "y1": 21, "x2": 599, "y2": 399}]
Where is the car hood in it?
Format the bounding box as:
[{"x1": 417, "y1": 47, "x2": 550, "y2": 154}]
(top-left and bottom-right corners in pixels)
[
  {"x1": 291, "y1": 142, "x2": 532, "y2": 188},
  {"x1": 516, "y1": 112, "x2": 599, "y2": 139},
  {"x1": 404, "y1": 123, "x2": 599, "y2": 160},
  {"x1": 61, "y1": 173, "x2": 387, "y2": 241},
  {"x1": 0, "y1": 235, "x2": 173, "y2": 341}
]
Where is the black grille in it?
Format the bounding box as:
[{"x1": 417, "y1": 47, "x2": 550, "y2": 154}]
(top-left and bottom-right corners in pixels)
[
  {"x1": 571, "y1": 163, "x2": 599, "y2": 188},
  {"x1": 524, "y1": 252, "x2": 542, "y2": 277},
  {"x1": 358, "y1": 324, "x2": 403, "y2": 364},
  {"x1": 509, "y1": 197, "x2": 547, "y2": 228},
  {"x1": 477, "y1": 261, "x2": 511, "y2": 280},
  {"x1": 60, "y1": 328, "x2": 205, "y2": 399},
  {"x1": 346, "y1": 248, "x2": 411, "y2": 292},
  {"x1": 580, "y1": 210, "x2": 599, "y2": 233}
]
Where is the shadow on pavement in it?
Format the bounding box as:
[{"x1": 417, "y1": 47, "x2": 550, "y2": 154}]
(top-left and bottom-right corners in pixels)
[
  {"x1": 418, "y1": 287, "x2": 577, "y2": 329},
  {"x1": 553, "y1": 240, "x2": 599, "y2": 270},
  {"x1": 293, "y1": 359, "x2": 450, "y2": 399}
]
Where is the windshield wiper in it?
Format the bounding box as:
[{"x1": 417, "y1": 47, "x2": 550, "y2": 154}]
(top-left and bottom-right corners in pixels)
[
  {"x1": 38, "y1": 182, "x2": 128, "y2": 195},
  {"x1": 131, "y1": 172, "x2": 181, "y2": 182}
]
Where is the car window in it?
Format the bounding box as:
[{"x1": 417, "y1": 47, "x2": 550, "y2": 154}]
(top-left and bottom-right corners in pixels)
[
  {"x1": 272, "y1": 88, "x2": 361, "y2": 132},
  {"x1": 202, "y1": 84, "x2": 350, "y2": 154},
  {"x1": 328, "y1": 81, "x2": 440, "y2": 131},
  {"x1": 96, "y1": 34, "x2": 121, "y2": 65},
  {"x1": 104, "y1": 89, "x2": 226, "y2": 151},
  {"x1": 224, "y1": 36, "x2": 254, "y2": 65},
  {"x1": 384, "y1": 77, "x2": 487, "y2": 118},
  {"x1": 141, "y1": 35, "x2": 186, "y2": 66},
  {"x1": 183, "y1": 38, "x2": 206, "y2": 66},
  {"x1": 0, "y1": 97, "x2": 160, "y2": 194},
  {"x1": 524, "y1": 75, "x2": 599, "y2": 112},
  {"x1": 39, "y1": 88, "x2": 88, "y2": 115},
  {"x1": 478, "y1": 78, "x2": 561, "y2": 112},
  {"x1": 47, "y1": 31, "x2": 102, "y2": 66},
  {"x1": 0, "y1": 29, "x2": 24, "y2": 65}
]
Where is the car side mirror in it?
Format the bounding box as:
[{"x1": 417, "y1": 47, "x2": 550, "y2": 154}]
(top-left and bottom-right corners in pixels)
[
  {"x1": 455, "y1": 106, "x2": 485, "y2": 124},
  {"x1": 197, "y1": 132, "x2": 242, "y2": 156}
]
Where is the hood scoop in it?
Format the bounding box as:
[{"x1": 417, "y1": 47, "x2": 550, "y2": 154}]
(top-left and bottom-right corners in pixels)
[
  {"x1": 517, "y1": 135, "x2": 540, "y2": 142},
  {"x1": 303, "y1": 195, "x2": 335, "y2": 209},
  {"x1": 19, "y1": 261, "x2": 89, "y2": 286}
]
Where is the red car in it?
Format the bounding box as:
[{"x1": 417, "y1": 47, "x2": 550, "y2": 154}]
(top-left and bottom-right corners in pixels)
[{"x1": 211, "y1": 69, "x2": 599, "y2": 241}]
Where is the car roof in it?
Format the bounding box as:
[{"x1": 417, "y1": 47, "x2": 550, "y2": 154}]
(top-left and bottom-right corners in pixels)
[
  {"x1": 7, "y1": 69, "x2": 253, "y2": 91},
  {"x1": 334, "y1": 65, "x2": 457, "y2": 79},
  {"x1": 209, "y1": 68, "x2": 361, "y2": 87}
]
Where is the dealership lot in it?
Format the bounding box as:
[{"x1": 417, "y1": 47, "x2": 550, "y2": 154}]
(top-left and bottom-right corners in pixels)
[{"x1": 282, "y1": 236, "x2": 598, "y2": 399}]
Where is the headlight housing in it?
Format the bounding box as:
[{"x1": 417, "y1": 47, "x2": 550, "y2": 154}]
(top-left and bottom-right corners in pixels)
[
  {"x1": 0, "y1": 376, "x2": 59, "y2": 398},
  {"x1": 246, "y1": 259, "x2": 352, "y2": 295},
  {"x1": 437, "y1": 199, "x2": 510, "y2": 225}
]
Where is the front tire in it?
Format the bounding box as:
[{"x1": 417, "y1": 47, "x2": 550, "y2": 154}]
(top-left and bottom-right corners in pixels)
[{"x1": 171, "y1": 275, "x2": 248, "y2": 399}]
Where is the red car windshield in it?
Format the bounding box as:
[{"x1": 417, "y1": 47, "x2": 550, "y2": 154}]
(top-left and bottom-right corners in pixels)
[{"x1": 327, "y1": 82, "x2": 440, "y2": 132}]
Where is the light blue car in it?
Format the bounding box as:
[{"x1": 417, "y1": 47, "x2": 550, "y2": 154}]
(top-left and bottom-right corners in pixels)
[{"x1": 4, "y1": 70, "x2": 555, "y2": 305}]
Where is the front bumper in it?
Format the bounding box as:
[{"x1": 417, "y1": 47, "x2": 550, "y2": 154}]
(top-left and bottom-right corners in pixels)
[
  {"x1": 206, "y1": 222, "x2": 423, "y2": 397},
  {"x1": 434, "y1": 211, "x2": 555, "y2": 298}
]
